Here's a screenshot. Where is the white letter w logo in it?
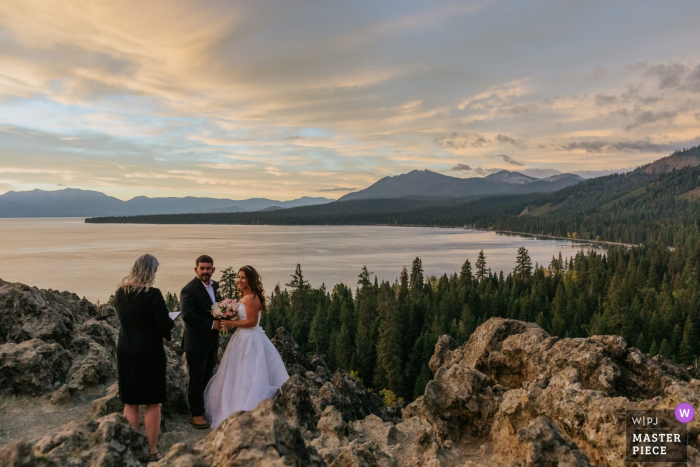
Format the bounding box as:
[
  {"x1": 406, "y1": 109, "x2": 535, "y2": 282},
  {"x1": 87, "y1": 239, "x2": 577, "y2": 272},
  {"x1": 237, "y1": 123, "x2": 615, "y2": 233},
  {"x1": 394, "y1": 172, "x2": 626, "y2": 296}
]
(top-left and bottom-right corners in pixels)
[{"x1": 681, "y1": 409, "x2": 691, "y2": 418}]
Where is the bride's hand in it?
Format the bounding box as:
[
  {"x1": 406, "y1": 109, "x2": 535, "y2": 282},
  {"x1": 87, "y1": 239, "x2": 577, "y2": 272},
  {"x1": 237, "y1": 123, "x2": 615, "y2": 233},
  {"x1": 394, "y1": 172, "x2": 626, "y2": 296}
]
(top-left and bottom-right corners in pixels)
[{"x1": 220, "y1": 320, "x2": 236, "y2": 329}]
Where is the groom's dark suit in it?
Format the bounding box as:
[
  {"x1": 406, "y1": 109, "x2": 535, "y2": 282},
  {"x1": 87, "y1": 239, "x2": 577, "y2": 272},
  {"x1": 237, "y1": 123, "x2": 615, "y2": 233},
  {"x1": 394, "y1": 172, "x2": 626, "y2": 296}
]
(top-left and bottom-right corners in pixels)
[{"x1": 181, "y1": 277, "x2": 219, "y2": 418}]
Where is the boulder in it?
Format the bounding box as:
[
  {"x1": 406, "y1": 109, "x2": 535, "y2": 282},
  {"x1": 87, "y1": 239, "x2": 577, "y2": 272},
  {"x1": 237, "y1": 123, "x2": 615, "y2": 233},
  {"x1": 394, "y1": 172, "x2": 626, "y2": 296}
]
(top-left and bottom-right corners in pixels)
[
  {"x1": 0, "y1": 338, "x2": 71, "y2": 396},
  {"x1": 0, "y1": 413, "x2": 149, "y2": 466},
  {"x1": 513, "y1": 416, "x2": 593, "y2": 467},
  {"x1": 403, "y1": 365, "x2": 503, "y2": 442},
  {"x1": 159, "y1": 398, "x2": 324, "y2": 466},
  {"x1": 271, "y1": 327, "x2": 314, "y2": 376}
]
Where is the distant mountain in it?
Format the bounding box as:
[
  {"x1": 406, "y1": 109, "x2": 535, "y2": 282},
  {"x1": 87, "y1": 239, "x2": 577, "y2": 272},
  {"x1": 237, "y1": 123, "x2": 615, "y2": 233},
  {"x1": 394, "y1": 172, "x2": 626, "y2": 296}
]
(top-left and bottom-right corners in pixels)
[
  {"x1": 0, "y1": 189, "x2": 333, "y2": 218},
  {"x1": 338, "y1": 170, "x2": 583, "y2": 202},
  {"x1": 0, "y1": 198, "x2": 50, "y2": 218},
  {"x1": 485, "y1": 170, "x2": 538, "y2": 184}
]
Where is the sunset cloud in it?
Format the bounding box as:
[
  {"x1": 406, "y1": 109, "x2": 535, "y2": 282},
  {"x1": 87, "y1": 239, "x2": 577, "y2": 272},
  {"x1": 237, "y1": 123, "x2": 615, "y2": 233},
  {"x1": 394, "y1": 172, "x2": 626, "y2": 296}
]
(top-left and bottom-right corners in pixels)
[{"x1": 0, "y1": 0, "x2": 699, "y2": 199}]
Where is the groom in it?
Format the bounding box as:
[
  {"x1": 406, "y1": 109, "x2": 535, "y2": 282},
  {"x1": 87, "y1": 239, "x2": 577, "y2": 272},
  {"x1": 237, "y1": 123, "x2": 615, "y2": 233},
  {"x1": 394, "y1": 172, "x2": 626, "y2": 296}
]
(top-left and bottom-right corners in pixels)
[{"x1": 181, "y1": 254, "x2": 222, "y2": 429}]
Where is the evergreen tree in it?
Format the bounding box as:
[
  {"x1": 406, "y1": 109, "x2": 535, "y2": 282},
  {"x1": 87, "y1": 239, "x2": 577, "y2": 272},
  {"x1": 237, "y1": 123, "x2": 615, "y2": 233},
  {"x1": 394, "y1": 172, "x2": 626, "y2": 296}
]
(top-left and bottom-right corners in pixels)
[
  {"x1": 410, "y1": 257, "x2": 424, "y2": 296},
  {"x1": 649, "y1": 340, "x2": 659, "y2": 356},
  {"x1": 164, "y1": 291, "x2": 179, "y2": 312},
  {"x1": 459, "y1": 259, "x2": 472, "y2": 287},
  {"x1": 286, "y1": 264, "x2": 311, "y2": 349},
  {"x1": 219, "y1": 266, "x2": 239, "y2": 299},
  {"x1": 374, "y1": 282, "x2": 405, "y2": 396},
  {"x1": 514, "y1": 246, "x2": 533, "y2": 281},
  {"x1": 680, "y1": 318, "x2": 696, "y2": 365},
  {"x1": 476, "y1": 250, "x2": 487, "y2": 281}
]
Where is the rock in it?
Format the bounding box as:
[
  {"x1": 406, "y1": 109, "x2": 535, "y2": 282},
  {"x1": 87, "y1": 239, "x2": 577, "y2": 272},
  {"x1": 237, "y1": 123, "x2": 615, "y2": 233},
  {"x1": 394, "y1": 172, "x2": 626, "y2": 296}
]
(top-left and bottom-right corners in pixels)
[
  {"x1": 0, "y1": 281, "x2": 124, "y2": 403},
  {"x1": 155, "y1": 442, "x2": 208, "y2": 467},
  {"x1": 163, "y1": 346, "x2": 189, "y2": 415},
  {"x1": 160, "y1": 398, "x2": 325, "y2": 466},
  {"x1": 0, "y1": 338, "x2": 71, "y2": 396},
  {"x1": 271, "y1": 327, "x2": 313, "y2": 376},
  {"x1": 278, "y1": 374, "x2": 319, "y2": 435},
  {"x1": 89, "y1": 382, "x2": 123, "y2": 418},
  {"x1": 80, "y1": 319, "x2": 118, "y2": 352},
  {"x1": 0, "y1": 413, "x2": 149, "y2": 466},
  {"x1": 403, "y1": 365, "x2": 503, "y2": 442},
  {"x1": 429, "y1": 334, "x2": 458, "y2": 375},
  {"x1": 513, "y1": 416, "x2": 593, "y2": 467}
]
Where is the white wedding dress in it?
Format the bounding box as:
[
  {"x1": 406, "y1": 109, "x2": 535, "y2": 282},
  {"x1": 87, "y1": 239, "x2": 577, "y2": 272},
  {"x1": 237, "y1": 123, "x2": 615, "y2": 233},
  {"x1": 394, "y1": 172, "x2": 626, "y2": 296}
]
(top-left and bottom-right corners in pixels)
[{"x1": 203, "y1": 303, "x2": 289, "y2": 428}]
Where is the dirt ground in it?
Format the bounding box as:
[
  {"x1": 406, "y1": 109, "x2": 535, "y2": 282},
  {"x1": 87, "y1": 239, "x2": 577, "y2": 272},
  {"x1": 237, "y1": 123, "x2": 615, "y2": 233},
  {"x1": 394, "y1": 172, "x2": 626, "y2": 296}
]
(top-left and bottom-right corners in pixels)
[{"x1": 0, "y1": 382, "x2": 209, "y2": 454}]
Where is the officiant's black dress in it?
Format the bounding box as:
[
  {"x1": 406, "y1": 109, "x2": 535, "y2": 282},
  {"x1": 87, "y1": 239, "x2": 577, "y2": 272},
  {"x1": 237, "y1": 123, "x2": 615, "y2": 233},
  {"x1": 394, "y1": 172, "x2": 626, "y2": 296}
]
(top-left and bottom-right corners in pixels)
[{"x1": 115, "y1": 287, "x2": 174, "y2": 405}]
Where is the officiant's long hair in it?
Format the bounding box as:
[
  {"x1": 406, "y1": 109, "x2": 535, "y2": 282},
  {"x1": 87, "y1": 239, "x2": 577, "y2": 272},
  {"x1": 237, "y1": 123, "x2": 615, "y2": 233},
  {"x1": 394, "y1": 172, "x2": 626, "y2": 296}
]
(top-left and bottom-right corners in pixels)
[
  {"x1": 239, "y1": 265, "x2": 266, "y2": 311},
  {"x1": 119, "y1": 254, "x2": 159, "y2": 294}
]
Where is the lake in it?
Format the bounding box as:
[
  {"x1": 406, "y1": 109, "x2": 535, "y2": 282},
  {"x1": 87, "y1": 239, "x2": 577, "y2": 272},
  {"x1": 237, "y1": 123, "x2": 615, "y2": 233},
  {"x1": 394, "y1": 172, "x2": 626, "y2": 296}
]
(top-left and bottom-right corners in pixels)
[{"x1": 0, "y1": 218, "x2": 602, "y2": 303}]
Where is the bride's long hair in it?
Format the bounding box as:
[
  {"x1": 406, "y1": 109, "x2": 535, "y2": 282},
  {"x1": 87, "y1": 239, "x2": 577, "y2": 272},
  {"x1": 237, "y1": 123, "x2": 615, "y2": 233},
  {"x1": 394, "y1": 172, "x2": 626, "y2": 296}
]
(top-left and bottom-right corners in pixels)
[
  {"x1": 239, "y1": 265, "x2": 266, "y2": 311},
  {"x1": 119, "y1": 254, "x2": 159, "y2": 294}
]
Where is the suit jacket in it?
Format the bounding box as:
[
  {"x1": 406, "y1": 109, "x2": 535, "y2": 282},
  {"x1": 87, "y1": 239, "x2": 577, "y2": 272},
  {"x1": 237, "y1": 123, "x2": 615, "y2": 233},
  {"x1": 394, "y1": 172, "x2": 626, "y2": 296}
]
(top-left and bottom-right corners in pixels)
[{"x1": 181, "y1": 277, "x2": 220, "y2": 353}]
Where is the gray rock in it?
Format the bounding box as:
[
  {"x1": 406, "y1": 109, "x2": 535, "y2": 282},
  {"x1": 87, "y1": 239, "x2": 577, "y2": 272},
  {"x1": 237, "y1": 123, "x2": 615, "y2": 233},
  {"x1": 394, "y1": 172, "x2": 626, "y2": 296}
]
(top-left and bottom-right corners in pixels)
[
  {"x1": 0, "y1": 413, "x2": 149, "y2": 466},
  {"x1": 0, "y1": 338, "x2": 71, "y2": 396}
]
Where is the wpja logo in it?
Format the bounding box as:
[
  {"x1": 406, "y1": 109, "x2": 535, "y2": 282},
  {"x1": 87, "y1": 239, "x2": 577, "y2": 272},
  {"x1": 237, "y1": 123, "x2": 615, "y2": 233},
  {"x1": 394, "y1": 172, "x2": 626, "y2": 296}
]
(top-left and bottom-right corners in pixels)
[{"x1": 625, "y1": 406, "x2": 691, "y2": 463}]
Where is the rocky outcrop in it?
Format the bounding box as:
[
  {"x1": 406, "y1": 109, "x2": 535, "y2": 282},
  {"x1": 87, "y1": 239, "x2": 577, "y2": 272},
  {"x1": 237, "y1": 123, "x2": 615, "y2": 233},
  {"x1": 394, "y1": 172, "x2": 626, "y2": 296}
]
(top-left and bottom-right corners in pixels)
[
  {"x1": 0, "y1": 280, "x2": 119, "y2": 401},
  {"x1": 158, "y1": 398, "x2": 324, "y2": 466},
  {"x1": 0, "y1": 279, "x2": 190, "y2": 410},
  {"x1": 418, "y1": 317, "x2": 700, "y2": 467},
  {"x1": 0, "y1": 339, "x2": 71, "y2": 396},
  {"x1": 272, "y1": 327, "x2": 388, "y2": 436},
  {"x1": 5, "y1": 278, "x2": 700, "y2": 467},
  {"x1": 513, "y1": 416, "x2": 593, "y2": 467},
  {"x1": 0, "y1": 413, "x2": 149, "y2": 466}
]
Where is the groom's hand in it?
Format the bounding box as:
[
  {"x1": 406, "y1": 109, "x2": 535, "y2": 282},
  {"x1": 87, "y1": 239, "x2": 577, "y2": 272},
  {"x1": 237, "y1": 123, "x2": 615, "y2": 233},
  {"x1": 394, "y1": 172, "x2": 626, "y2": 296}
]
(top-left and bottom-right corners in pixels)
[{"x1": 212, "y1": 320, "x2": 221, "y2": 331}]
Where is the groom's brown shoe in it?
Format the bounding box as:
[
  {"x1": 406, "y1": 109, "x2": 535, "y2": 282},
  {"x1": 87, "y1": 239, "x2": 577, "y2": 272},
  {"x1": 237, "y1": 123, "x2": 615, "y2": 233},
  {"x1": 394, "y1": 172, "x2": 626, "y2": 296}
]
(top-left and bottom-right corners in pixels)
[{"x1": 189, "y1": 415, "x2": 210, "y2": 429}]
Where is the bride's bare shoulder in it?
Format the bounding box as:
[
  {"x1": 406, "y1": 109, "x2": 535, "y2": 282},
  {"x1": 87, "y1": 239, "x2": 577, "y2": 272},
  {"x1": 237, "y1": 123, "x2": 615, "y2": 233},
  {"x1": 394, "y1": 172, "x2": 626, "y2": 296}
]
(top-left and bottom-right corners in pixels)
[{"x1": 240, "y1": 293, "x2": 260, "y2": 308}]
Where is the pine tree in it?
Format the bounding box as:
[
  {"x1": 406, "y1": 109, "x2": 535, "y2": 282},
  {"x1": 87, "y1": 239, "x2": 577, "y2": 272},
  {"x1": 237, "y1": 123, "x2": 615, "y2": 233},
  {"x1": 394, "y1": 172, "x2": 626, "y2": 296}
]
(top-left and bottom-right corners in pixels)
[
  {"x1": 374, "y1": 282, "x2": 405, "y2": 396},
  {"x1": 459, "y1": 259, "x2": 472, "y2": 288},
  {"x1": 679, "y1": 318, "x2": 696, "y2": 365},
  {"x1": 334, "y1": 324, "x2": 352, "y2": 370},
  {"x1": 410, "y1": 257, "x2": 424, "y2": 296},
  {"x1": 164, "y1": 291, "x2": 179, "y2": 312},
  {"x1": 649, "y1": 339, "x2": 659, "y2": 356},
  {"x1": 286, "y1": 264, "x2": 310, "y2": 349},
  {"x1": 219, "y1": 266, "x2": 239, "y2": 299},
  {"x1": 636, "y1": 332, "x2": 649, "y2": 353},
  {"x1": 476, "y1": 250, "x2": 487, "y2": 282},
  {"x1": 659, "y1": 338, "x2": 672, "y2": 358},
  {"x1": 514, "y1": 246, "x2": 533, "y2": 281}
]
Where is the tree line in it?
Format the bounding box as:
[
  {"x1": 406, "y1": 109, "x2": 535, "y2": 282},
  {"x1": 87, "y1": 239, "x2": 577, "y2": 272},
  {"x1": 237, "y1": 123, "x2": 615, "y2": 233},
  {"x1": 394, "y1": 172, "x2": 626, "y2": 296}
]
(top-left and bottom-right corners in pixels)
[{"x1": 255, "y1": 236, "x2": 700, "y2": 402}]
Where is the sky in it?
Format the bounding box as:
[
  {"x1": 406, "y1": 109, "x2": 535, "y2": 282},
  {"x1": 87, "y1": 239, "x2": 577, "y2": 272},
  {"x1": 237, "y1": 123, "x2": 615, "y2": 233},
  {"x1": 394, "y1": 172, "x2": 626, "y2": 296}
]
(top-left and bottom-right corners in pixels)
[{"x1": 1, "y1": 0, "x2": 699, "y2": 201}]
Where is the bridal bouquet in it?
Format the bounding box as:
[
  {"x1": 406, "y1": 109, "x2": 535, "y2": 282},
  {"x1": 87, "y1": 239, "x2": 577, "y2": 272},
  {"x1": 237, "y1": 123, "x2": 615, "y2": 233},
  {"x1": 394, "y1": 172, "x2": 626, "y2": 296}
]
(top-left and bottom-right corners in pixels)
[{"x1": 212, "y1": 298, "x2": 239, "y2": 336}]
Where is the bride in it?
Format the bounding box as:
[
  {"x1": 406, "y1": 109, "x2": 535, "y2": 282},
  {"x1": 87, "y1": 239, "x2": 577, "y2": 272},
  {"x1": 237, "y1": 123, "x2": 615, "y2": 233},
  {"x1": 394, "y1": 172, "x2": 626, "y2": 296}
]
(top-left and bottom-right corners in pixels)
[{"x1": 203, "y1": 265, "x2": 289, "y2": 428}]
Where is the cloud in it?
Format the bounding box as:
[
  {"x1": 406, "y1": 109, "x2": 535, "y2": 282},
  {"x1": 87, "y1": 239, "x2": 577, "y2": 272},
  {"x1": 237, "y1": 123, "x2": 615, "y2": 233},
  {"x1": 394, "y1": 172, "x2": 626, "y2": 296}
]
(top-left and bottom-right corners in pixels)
[
  {"x1": 284, "y1": 136, "x2": 306, "y2": 141},
  {"x1": 487, "y1": 154, "x2": 524, "y2": 166},
  {"x1": 496, "y1": 134, "x2": 526, "y2": 149},
  {"x1": 644, "y1": 63, "x2": 688, "y2": 90},
  {"x1": 624, "y1": 110, "x2": 678, "y2": 130},
  {"x1": 561, "y1": 140, "x2": 682, "y2": 153},
  {"x1": 318, "y1": 187, "x2": 356, "y2": 192},
  {"x1": 451, "y1": 163, "x2": 472, "y2": 171},
  {"x1": 434, "y1": 133, "x2": 490, "y2": 149}
]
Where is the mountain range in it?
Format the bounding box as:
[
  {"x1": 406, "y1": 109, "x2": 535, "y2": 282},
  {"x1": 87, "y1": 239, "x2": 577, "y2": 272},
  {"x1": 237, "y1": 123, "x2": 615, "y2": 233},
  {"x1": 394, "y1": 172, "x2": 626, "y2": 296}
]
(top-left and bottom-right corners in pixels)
[
  {"x1": 0, "y1": 189, "x2": 332, "y2": 218},
  {"x1": 0, "y1": 169, "x2": 586, "y2": 218},
  {"x1": 338, "y1": 170, "x2": 584, "y2": 201}
]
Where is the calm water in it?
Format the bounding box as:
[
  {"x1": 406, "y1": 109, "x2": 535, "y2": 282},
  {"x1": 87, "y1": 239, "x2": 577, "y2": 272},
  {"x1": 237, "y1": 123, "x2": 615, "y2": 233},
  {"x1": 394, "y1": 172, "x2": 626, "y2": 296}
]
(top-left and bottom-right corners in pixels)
[{"x1": 0, "y1": 218, "x2": 602, "y2": 303}]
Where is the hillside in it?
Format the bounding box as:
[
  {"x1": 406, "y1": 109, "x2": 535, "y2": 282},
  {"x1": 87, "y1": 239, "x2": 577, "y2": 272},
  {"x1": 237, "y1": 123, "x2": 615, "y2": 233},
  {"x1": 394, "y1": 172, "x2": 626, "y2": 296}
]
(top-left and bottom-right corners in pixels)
[{"x1": 338, "y1": 169, "x2": 583, "y2": 201}]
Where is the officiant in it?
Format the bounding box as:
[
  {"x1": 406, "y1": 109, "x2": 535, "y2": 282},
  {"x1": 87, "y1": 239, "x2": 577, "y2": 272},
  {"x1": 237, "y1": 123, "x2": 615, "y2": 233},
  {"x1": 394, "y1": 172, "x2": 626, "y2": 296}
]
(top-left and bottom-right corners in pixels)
[{"x1": 114, "y1": 253, "x2": 174, "y2": 463}]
